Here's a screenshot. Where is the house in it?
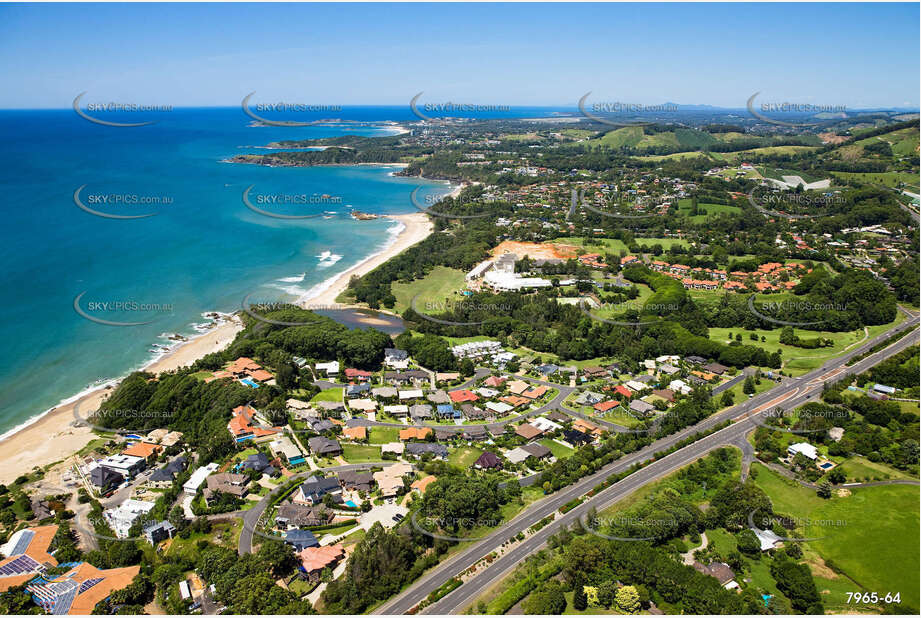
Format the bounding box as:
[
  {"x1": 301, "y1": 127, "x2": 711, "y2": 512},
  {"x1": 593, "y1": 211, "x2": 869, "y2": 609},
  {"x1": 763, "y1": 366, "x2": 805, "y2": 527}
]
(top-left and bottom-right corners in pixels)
[
  {"x1": 205, "y1": 473, "x2": 249, "y2": 502},
  {"x1": 669, "y1": 379, "x2": 692, "y2": 395},
  {"x1": 686, "y1": 355, "x2": 706, "y2": 365},
  {"x1": 872, "y1": 383, "x2": 896, "y2": 395},
  {"x1": 373, "y1": 463, "x2": 413, "y2": 497},
  {"x1": 573, "y1": 418, "x2": 601, "y2": 435},
  {"x1": 142, "y1": 521, "x2": 176, "y2": 545},
  {"x1": 276, "y1": 504, "x2": 333, "y2": 529},
  {"x1": 463, "y1": 425, "x2": 488, "y2": 441},
  {"x1": 659, "y1": 364, "x2": 680, "y2": 376},
  {"x1": 693, "y1": 561, "x2": 737, "y2": 588},
  {"x1": 485, "y1": 401, "x2": 514, "y2": 415},
  {"x1": 515, "y1": 423, "x2": 543, "y2": 441},
  {"x1": 344, "y1": 368, "x2": 372, "y2": 381},
  {"x1": 315, "y1": 360, "x2": 339, "y2": 377},
  {"x1": 399, "y1": 389, "x2": 425, "y2": 401},
  {"x1": 228, "y1": 404, "x2": 279, "y2": 442},
  {"x1": 316, "y1": 400, "x2": 346, "y2": 416},
  {"x1": 271, "y1": 435, "x2": 306, "y2": 465},
  {"x1": 787, "y1": 442, "x2": 818, "y2": 460},
  {"x1": 563, "y1": 429, "x2": 593, "y2": 447},
  {"x1": 22, "y1": 561, "x2": 140, "y2": 614},
  {"x1": 483, "y1": 376, "x2": 507, "y2": 388},
  {"x1": 404, "y1": 443, "x2": 448, "y2": 459},
  {"x1": 346, "y1": 383, "x2": 371, "y2": 397},
  {"x1": 702, "y1": 362, "x2": 729, "y2": 376},
  {"x1": 411, "y1": 475, "x2": 437, "y2": 494},
  {"x1": 436, "y1": 372, "x2": 460, "y2": 383},
  {"x1": 89, "y1": 466, "x2": 124, "y2": 492},
  {"x1": 522, "y1": 386, "x2": 549, "y2": 400},
  {"x1": 371, "y1": 386, "x2": 399, "y2": 400},
  {"x1": 384, "y1": 348, "x2": 409, "y2": 368},
  {"x1": 625, "y1": 380, "x2": 649, "y2": 393},
  {"x1": 461, "y1": 404, "x2": 490, "y2": 420},
  {"x1": 507, "y1": 380, "x2": 530, "y2": 395},
  {"x1": 384, "y1": 370, "x2": 429, "y2": 386},
  {"x1": 342, "y1": 426, "x2": 367, "y2": 441},
  {"x1": 476, "y1": 387, "x2": 500, "y2": 398},
  {"x1": 410, "y1": 404, "x2": 433, "y2": 421},
  {"x1": 347, "y1": 398, "x2": 376, "y2": 413},
  {"x1": 500, "y1": 395, "x2": 529, "y2": 408},
  {"x1": 506, "y1": 446, "x2": 535, "y2": 464},
  {"x1": 582, "y1": 366, "x2": 608, "y2": 379},
  {"x1": 383, "y1": 404, "x2": 410, "y2": 417},
  {"x1": 612, "y1": 384, "x2": 633, "y2": 399},
  {"x1": 434, "y1": 428, "x2": 456, "y2": 441},
  {"x1": 297, "y1": 544, "x2": 345, "y2": 582},
  {"x1": 104, "y1": 499, "x2": 156, "y2": 538},
  {"x1": 399, "y1": 427, "x2": 433, "y2": 441},
  {"x1": 121, "y1": 441, "x2": 162, "y2": 459},
  {"x1": 629, "y1": 399, "x2": 656, "y2": 416},
  {"x1": 473, "y1": 451, "x2": 502, "y2": 470},
  {"x1": 293, "y1": 476, "x2": 342, "y2": 505},
  {"x1": 752, "y1": 527, "x2": 783, "y2": 551},
  {"x1": 308, "y1": 437, "x2": 342, "y2": 457},
  {"x1": 575, "y1": 391, "x2": 605, "y2": 406},
  {"x1": 310, "y1": 419, "x2": 336, "y2": 433},
  {"x1": 183, "y1": 463, "x2": 218, "y2": 494},
  {"x1": 285, "y1": 529, "x2": 320, "y2": 552},
  {"x1": 96, "y1": 454, "x2": 146, "y2": 478},
  {"x1": 545, "y1": 410, "x2": 570, "y2": 423},
  {"x1": 338, "y1": 470, "x2": 374, "y2": 493},
  {"x1": 522, "y1": 443, "x2": 552, "y2": 460},
  {"x1": 652, "y1": 388, "x2": 675, "y2": 402},
  {"x1": 530, "y1": 417, "x2": 562, "y2": 433},
  {"x1": 536, "y1": 363, "x2": 559, "y2": 376},
  {"x1": 380, "y1": 442, "x2": 405, "y2": 456},
  {"x1": 449, "y1": 389, "x2": 478, "y2": 403},
  {"x1": 427, "y1": 390, "x2": 451, "y2": 405},
  {"x1": 594, "y1": 400, "x2": 620, "y2": 414},
  {"x1": 435, "y1": 404, "x2": 460, "y2": 419}
]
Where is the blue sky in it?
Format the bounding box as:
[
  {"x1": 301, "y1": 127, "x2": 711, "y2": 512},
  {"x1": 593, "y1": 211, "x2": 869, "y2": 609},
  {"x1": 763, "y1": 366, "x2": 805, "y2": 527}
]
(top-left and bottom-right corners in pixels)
[{"x1": 0, "y1": 2, "x2": 918, "y2": 109}]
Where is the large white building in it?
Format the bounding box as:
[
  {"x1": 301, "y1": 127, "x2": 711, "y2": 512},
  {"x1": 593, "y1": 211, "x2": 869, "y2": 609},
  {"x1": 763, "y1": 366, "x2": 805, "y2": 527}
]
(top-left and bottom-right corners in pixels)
[
  {"x1": 183, "y1": 462, "x2": 218, "y2": 494},
  {"x1": 483, "y1": 271, "x2": 552, "y2": 292},
  {"x1": 104, "y1": 499, "x2": 156, "y2": 538}
]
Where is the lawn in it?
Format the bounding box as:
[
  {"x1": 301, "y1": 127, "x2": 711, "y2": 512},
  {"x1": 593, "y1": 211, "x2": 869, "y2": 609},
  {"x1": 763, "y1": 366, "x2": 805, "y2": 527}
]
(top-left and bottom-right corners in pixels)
[
  {"x1": 447, "y1": 446, "x2": 482, "y2": 469},
  {"x1": 830, "y1": 171, "x2": 920, "y2": 193},
  {"x1": 391, "y1": 266, "x2": 468, "y2": 315},
  {"x1": 676, "y1": 199, "x2": 742, "y2": 223},
  {"x1": 311, "y1": 387, "x2": 343, "y2": 402},
  {"x1": 538, "y1": 438, "x2": 575, "y2": 460},
  {"x1": 341, "y1": 444, "x2": 382, "y2": 463},
  {"x1": 752, "y1": 463, "x2": 920, "y2": 611},
  {"x1": 552, "y1": 235, "x2": 690, "y2": 255},
  {"x1": 367, "y1": 426, "x2": 401, "y2": 444},
  {"x1": 834, "y1": 456, "x2": 916, "y2": 483}
]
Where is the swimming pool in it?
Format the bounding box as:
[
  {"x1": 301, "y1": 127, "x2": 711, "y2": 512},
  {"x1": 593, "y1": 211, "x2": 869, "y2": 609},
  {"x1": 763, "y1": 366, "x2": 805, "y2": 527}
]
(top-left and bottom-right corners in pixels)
[
  {"x1": 240, "y1": 378, "x2": 260, "y2": 388},
  {"x1": 344, "y1": 500, "x2": 358, "y2": 508}
]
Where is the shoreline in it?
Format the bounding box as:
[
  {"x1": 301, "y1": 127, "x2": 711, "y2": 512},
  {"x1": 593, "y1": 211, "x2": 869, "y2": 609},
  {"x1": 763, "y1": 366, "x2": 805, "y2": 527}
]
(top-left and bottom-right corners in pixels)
[
  {"x1": 0, "y1": 317, "x2": 244, "y2": 485},
  {"x1": 297, "y1": 211, "x2": 435, "y2": 309}
]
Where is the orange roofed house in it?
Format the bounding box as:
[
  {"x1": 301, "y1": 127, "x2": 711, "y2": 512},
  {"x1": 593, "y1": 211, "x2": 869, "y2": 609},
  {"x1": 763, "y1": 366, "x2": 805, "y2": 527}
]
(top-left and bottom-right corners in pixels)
[
  {"x1": 121, "y1": 441, "x2": 162, "y2": 459},
  {"x1": 1, "y1": 526, "x2": 140, "y2": 614},
  {"x1": 297, "y1": 544, "x2": 345, "y2": 582},
  {"x1": 228, "y1": 404, "x2": 279, "y2": 443},
  {"x1": 399, "y1": 426, "x2": 433, "y2": 441}
]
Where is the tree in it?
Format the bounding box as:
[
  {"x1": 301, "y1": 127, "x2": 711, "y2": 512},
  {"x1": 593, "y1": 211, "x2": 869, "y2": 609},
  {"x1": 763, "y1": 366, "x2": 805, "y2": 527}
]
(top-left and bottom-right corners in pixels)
[
  {"x1": 615, "y1": 585, "x2": 641, "y2": 614},
  {"x1": 827, "y1": 468, "x2": 846, "y2": 484},
  {"x1": 720, "y1": 390, "x2": 734, "y2": 407},
  {"x1": 737, "y1": 528, "x2": 761, "y2": 556},
  {"x1": 816, "y1": 482, "x2": 832, "y2": 499},
  {"x1": 523, "y1": 580, "x2": 567, "y2": 615},
  {"x1": 743, "y1": 376, "x2": 756, "y2": 395},
  {"x1": 597, "y1": 580, "x2": 619, "y2": 608},
  {"x1": 573, "y1": 579, "x2": 588, "y2": 611}
]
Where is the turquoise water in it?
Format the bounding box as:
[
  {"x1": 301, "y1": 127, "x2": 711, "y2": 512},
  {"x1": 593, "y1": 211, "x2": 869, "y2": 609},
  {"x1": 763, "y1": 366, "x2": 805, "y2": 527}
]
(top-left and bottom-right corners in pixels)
[{"x1": 0, "y1": 108, "x2": 453, "y2": 437}]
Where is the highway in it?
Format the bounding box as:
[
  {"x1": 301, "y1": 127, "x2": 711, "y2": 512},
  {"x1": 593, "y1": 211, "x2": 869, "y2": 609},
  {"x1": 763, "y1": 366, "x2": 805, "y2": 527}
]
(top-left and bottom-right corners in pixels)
[{"x1": 373, "y1": 313, "x2": 918, "y2": 615}]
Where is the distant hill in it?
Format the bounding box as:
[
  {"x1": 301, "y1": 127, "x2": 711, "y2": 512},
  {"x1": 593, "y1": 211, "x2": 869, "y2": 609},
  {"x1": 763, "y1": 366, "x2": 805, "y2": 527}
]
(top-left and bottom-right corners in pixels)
[{"x1": 589, "y1": 126, "x2": 718, "y2": 151}]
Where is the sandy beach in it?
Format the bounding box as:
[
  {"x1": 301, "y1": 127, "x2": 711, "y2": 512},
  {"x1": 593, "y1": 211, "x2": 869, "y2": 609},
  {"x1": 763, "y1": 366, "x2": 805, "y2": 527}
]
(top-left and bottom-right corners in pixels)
[
  {"x1": 0, "y1": 318, "x2": 243, "y2": 485},
  {"x1": 298, "y1": 212, "x2": 434, "y2": 309}
]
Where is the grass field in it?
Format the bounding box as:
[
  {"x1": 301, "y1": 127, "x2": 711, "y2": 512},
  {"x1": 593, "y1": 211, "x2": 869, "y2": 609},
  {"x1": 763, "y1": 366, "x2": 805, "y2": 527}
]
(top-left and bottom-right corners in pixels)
[
  {"x1": 676, "y1": 198, "x2": 742, "y2": 222},
  {"x1": 752, "y1": 463, "x2": 920, "y2": 611},
  {"x1": 538, "y1": 437, "x2": 575, "y2": 460},
  {"x1": 391, "y1": 266, "x2": 468, "y2": 315},
  {"x1": 834, "y1": 456, "x2": 916, "y2": 483},
  {"x1": 447, "y1": 446, "x2": 482, "y2": 469},
  {"x1": 367, "y1": 426, "x2": 401, "y2": 444},
  {"x1": 341, "y1": 444, "x2": 382, "y2": 463},
  {"x1": 830, "y1": 171, "x2": 920, "y2": 192},
  {"x1": 710, "y1": 145, "x2": 820, "y2": 163},
  {"x1": 311, "y1": 387, "x2": 343, "y2": 402},
  {"x1": 552, "y1": 235, "x2": 691, "y2": 254}
]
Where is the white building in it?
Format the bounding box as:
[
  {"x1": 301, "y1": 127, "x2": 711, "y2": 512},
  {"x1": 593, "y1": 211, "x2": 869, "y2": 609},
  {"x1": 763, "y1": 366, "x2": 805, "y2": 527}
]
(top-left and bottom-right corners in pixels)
[
  {"x1": 483, "y1": 271, "x2": 552, "y2": 292},
  {"x1": 104, "y1": 499, "x2": 156, "y2": 538},
  {"x1": 669, "y1": 379, "x2": 692, "y2": 395},
  {"x1": 183, "y1": 463, "x2": 218, "y2": 494},
  {"x1": 530, "y1": 417, "x2": 563, "y2": 433},
  {"x1": 466, "y1": 260, "x2": 494, "y2": 281},
  {"x1": 315, "y1": 361, "x2": 339, "y2": 376},
  {"x1": 787, "y1": 442, "x2": 818, "y2": 460},
  {"x1": 96, "y1": 454, "x2": 146, "y2": 478}
]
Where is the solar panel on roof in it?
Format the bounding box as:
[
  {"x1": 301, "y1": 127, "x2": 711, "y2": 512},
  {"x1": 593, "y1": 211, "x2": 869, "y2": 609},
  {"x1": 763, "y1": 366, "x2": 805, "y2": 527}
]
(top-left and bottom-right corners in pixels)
[
  {"x1": 0, "y1": 554, "x2": 41, "y2": 576},
  {"x1": 9, "y1": 529, "x2": 34, "y2": 556},
  {"x1": 78, "y1": 577, "x2": 103, "y2": 593}
]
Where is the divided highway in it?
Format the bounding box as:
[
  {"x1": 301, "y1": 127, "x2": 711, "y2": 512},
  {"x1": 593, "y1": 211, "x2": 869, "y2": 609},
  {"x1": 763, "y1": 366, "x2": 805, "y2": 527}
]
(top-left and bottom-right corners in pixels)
[{"x1": 375, "y1": 313, "x2": 919, "y2": 615}]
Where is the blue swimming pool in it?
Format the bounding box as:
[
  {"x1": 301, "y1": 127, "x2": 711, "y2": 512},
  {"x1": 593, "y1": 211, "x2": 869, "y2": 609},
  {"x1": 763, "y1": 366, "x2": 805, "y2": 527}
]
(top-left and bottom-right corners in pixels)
[
  {"x1": 240, "y1": 378, "x2": 260, "y2": 388},
  {"x1": 344, "y1": 500, "x2": 358, "y2": 508}
]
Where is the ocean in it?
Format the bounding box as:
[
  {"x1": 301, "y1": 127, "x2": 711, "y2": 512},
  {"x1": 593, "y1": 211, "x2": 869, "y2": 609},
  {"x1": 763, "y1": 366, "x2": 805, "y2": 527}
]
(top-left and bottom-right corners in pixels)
[{"x1": 0, "y1": 106, "x2": 467, "y2": 438}]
